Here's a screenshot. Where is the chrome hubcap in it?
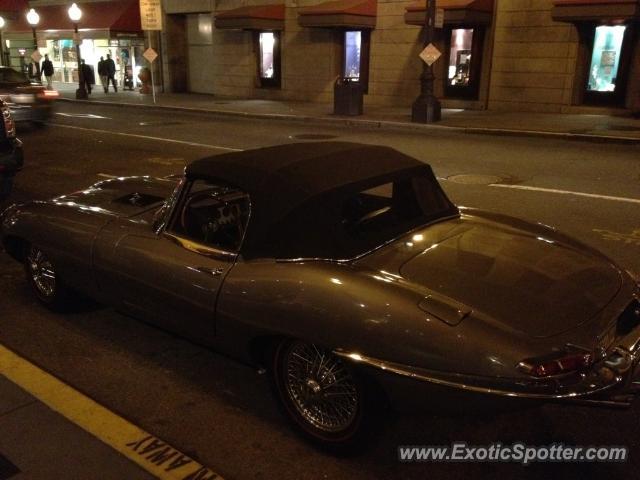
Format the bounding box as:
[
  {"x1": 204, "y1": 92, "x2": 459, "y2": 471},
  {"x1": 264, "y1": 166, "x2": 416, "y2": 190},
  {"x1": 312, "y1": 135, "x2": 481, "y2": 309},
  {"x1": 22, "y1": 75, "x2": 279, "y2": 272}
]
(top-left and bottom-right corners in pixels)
[
  {"x1": 284, "y1": 341, "x2": 359, "y2": 433},
  {"x1": 27, "y1": 247, "x2": 56, "y2": 298}
]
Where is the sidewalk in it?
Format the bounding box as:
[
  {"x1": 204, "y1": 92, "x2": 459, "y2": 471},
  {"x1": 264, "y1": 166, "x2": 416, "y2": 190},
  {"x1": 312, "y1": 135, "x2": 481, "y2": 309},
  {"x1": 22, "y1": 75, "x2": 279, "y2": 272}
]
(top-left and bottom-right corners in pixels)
[
  {"x1": 54, "y1": 83, "x2": 640, "y2": 144},
  {"x1": 0, "y1": 374, "x2": 156, "y2": 480}
]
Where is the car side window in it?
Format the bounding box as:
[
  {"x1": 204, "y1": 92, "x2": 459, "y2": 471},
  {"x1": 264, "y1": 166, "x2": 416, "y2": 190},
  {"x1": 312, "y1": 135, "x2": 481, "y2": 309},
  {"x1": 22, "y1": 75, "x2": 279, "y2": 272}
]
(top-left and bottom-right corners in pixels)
[{"x1": 169, "y1": 179, "x2": 250, "y2": 252}]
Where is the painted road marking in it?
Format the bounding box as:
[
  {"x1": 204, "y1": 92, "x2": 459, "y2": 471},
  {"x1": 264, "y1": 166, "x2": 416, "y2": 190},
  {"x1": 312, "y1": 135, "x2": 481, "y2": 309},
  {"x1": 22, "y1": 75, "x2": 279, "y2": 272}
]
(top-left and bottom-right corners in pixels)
[
  {"x1": 593, "y1": 228, "x2": 640, "y2": 246},
  {"x1": 98, "y1": 173, "x2": 118, "y2": 179},
  {"x1": 48, "y1": 123, "x2": 243, "y2": 152},
  {"x1": 489, "y1": 184, "x2": 640, "y2": 205},
  {"x1": 0, "y1": 344, "x2": 222, "y2": 480},
  {"x1": 56, "y1": 112, "x2": 110, "y2": 119}
]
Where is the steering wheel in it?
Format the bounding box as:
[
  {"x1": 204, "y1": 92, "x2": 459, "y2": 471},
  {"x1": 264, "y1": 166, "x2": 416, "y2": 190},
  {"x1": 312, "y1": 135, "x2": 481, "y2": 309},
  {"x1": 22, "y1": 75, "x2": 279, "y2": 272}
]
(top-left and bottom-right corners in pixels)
[{"x1": 180, "y1": 194, "x2": 212, "y2": 239}]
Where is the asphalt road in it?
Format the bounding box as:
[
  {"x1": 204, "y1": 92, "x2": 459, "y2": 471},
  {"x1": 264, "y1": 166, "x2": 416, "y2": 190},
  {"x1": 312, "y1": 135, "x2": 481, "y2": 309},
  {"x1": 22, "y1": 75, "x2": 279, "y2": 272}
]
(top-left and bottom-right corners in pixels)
[{"x1": 1, "y1": 101, "x2": 639, "y2": 480}]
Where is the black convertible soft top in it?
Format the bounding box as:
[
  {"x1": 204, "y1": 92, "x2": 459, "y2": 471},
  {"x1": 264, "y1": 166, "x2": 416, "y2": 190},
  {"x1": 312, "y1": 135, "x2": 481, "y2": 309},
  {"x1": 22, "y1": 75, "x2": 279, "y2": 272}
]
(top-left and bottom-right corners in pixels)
[{"x1": 186, "y1": 142, "x2": 458, "y2": 259}]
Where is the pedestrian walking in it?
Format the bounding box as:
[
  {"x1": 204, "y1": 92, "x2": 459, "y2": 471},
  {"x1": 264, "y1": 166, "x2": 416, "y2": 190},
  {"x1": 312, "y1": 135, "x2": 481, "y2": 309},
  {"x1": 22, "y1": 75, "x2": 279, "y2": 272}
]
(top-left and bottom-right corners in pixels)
[
  {"x1": 80, "y1": 60, "x2": 95, "y2": 95},
  {"x1": 40, "y1": 54, "x2": 54, "y2": 89},
  {"x1": 97, "y1": 56, "x2": 108, "y2": 93},
  {"x1": 105, "y1": 53, "x2": 117, "y2": 92}
]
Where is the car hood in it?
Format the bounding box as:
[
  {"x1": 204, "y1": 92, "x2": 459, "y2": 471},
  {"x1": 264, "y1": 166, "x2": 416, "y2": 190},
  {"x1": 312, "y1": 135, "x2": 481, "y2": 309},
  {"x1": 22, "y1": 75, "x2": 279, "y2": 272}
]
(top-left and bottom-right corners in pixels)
[
  {"x1": 50, "y1": 176, "x2": 178, "y2": 218},
  {"x1": 360, "y1": 212, "x2": 623, "y2": 338}
]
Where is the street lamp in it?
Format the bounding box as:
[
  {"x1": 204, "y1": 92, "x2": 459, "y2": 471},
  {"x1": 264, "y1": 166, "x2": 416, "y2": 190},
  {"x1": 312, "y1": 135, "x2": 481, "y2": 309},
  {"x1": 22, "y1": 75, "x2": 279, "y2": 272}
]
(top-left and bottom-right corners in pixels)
[
  {"x1": 68, "y1": 3, "x2": 87, "y2": 100},
  {"x1": 0, "y1": 16, "x2": 5, "y2": 67},
  {"x1": 26, "y1": 8, "x2": 40, "y2": 78},
  {"x1": 411, "y1": 0, "x2": 441, "y2": 123}
]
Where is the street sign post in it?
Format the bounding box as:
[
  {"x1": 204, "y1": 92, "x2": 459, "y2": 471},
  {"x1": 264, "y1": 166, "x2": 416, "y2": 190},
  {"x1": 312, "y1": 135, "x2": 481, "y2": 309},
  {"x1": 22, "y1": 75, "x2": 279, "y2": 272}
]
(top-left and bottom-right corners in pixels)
[
  {"x1": 30, "y1": 50, "x2": 42, "y2": 64},
  {"x1": 143, "y1": 47, "x2": 158, "y2": 104},
  {"x1": 435, "y1": 8, "x2": 444, "y2": 28},
  {"x1": 419, "y1": 43, "x2": 442, "y2": 67}
]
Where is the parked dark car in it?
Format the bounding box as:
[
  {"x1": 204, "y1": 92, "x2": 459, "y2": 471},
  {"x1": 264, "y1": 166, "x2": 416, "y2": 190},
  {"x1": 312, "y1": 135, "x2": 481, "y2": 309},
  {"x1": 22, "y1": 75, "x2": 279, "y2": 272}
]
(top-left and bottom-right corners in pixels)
[
  {"x1": 1, "y1": 142, "x2": 639, "y2": 451},
  {"x1": 0, "y1": 100, "x2": 23, "y2": 201},
  {"x1": 0, "y1": 66, "x2": 58, "y2": 125}
]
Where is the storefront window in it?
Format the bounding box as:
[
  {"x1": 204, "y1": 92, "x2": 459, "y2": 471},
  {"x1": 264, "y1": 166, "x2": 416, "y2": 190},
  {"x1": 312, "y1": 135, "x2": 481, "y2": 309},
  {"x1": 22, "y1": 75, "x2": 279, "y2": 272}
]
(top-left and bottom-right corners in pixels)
[
  {"x1": 256, "y1": 31, "x2": 280, "y2": 88},
  {"x1": 587, "y1": 25, "x2": 626, "y2": 92},
  {"x1": 259, "y1": 32, "x2": 275, "y2": 79},
  {"x1": 43, "y1": 37, "x2": 143, "y2": 87},
  {"x1": 448, "y1": 29, "x2": 473, "y2": 87},
  {"x1": 344, "y1": 31, "x2": 361, "y2": 79}
]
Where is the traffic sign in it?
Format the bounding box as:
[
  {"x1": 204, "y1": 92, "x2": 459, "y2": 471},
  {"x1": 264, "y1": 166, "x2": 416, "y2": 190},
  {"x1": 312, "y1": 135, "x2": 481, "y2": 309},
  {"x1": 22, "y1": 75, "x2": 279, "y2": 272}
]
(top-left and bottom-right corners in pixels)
[
  {"x1": 140, "y1": 0, "x2": 163, "y2": 31},
  {"x1": 419, "y1": 43, "x2": 442, "y2": 66},
  {"x1": 143, "y1": 48, "x2": 158, "y2": 63}
]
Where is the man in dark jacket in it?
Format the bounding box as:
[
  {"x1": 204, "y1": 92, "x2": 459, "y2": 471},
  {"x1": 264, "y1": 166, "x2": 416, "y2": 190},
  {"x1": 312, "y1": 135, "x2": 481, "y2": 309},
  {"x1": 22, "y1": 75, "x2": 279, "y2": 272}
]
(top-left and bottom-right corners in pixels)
[
  {"x1": 40, "y1": 54, "x2": 54, "y2": 89},
  {"x1": 97, "y1": 56, "x2": 108, "y2": 93},
  {"x1": 80, "y1": 60, "x2": 95, "y2": 95},
  {"x1": 105, "y1": 53, "x2": 117, "y2": 92}
]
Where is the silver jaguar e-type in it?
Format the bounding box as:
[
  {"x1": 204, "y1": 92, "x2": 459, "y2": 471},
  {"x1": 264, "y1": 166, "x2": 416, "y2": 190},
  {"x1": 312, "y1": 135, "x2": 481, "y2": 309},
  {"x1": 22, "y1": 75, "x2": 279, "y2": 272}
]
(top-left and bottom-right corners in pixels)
[{"x1": 1, "y1": 142, "x2": 639, "y2": 451}]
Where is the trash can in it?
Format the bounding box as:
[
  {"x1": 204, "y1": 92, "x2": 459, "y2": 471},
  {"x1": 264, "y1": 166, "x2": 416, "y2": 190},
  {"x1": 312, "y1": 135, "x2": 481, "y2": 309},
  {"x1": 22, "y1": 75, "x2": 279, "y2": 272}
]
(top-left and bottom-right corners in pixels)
[{"x1": 334, "y1": 77, "x2": 364, "y2": 116}]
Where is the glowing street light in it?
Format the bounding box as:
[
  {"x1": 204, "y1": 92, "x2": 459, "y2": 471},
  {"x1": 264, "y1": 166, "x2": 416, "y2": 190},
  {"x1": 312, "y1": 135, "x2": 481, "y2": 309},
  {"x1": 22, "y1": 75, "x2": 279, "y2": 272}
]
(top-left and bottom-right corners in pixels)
[
  {"x1": 68, "y1": 3, "x2": 87, "y2": 100},
  {"x1": 68, "y1": 3, "x2": 82, "y2": 22},
  {"x1": 26, "y1": 8, "x2": 41, "y2": 78}
]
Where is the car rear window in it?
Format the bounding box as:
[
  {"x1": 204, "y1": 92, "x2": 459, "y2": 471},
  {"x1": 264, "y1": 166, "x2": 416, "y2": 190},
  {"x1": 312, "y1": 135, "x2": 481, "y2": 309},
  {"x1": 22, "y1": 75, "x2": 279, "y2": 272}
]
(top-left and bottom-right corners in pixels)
[
  {"x1": 338, "y1": 176, "x2": 456, "y2": 255},
  {"x1": 271, "y1": 173, "x2": 458, "y2": 260}
]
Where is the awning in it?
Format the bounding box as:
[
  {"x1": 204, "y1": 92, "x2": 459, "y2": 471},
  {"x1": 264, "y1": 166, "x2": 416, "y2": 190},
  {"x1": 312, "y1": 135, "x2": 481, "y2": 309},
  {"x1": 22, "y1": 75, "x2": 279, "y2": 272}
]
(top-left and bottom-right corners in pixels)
[
  {"x1": 298, "y1": 0, "x2": 377, "y2": 29},
  {"x1": 214, "y1": 4, "x2": 285, "y2": 31},
  {"x1": 551, "y1": 0, "x2": 640, "y2": 22},
  {"x1": 405, "y1": 0, "x2": 494, "y2": 26},
  {"x1": 0, "y1": 0, "x2": 28, "y2": 13},
  {"x1": 4, "y1": 0, "x2": 141, "y2": 35}
]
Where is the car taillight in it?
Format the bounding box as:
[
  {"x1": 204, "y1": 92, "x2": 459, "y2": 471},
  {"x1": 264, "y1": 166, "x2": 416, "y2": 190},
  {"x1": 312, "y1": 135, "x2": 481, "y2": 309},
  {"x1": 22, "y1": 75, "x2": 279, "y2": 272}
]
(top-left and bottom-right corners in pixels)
[
  {"x1": 2, "y1": 105, "x2": 15, "y2": 138},
  {"x1": 36, "y1": 90, "x2": 59, "y2": 101},
  {"x1": 518, "y1": 352, "x2": 593, "y2": 377}
]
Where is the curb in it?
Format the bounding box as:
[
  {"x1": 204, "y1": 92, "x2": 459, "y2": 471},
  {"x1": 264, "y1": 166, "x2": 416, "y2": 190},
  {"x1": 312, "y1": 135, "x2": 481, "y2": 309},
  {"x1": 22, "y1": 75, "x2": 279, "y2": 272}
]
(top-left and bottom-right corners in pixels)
[{"x1": 57, "y1": 97, "x2": 640, "y2": 145}]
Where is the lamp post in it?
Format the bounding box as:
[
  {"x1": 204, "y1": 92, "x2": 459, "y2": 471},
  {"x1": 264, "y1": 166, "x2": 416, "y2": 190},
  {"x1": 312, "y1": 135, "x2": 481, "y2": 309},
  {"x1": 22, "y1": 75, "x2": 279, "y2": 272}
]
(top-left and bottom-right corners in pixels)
[
  {"x1": 68, "y1": 3, "x2": 87, "y2": 100},
  {"x1": 411, "y1": 0, "x2": 441, "y2": 123},
  {"x1": 26, "y1": 8, "x2": 40, "y2": 79},
  {"x1": 0, "y1": 16, "x2": 5, "y2": 67}
]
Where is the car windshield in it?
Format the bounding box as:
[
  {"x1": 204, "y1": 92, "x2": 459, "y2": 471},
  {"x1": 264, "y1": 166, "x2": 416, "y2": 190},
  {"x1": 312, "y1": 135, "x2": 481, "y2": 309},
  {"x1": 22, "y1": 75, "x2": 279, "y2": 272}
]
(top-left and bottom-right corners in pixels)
[
  {"x1": 273, "y1": 173, "x2": 458, "y2": 260},
  {"x1": 0, "y1": 68, "x2": 29, "y2": 85}
]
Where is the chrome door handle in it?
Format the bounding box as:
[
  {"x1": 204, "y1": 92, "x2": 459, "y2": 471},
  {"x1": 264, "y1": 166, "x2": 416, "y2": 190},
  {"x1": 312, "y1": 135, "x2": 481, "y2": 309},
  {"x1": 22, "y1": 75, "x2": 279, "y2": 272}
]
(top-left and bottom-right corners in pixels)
[{"x1": 195, "y1": 266, "x2": 224, "y2": 277}]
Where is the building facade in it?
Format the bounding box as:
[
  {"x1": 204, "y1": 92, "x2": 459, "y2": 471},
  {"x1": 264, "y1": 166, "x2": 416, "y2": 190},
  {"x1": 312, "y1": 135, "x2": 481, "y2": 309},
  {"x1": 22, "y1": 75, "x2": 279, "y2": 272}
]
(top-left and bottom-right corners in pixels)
[
  {"x1": 1, "y1": 1, "x2": 638, "y2": 114},
  {"x1": 161, "y1": 0, "x2": 640, "y2": 113}
]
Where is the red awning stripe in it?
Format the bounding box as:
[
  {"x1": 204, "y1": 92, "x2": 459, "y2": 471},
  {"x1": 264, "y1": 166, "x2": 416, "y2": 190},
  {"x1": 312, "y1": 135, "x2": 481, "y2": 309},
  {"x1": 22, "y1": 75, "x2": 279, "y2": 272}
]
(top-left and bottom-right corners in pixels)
[
  {"x1": 215, "y1": 4, "x2": 285, "y2": 21},
  {"x1": 406, "y1": 0, "x2": 494, "y2": 13},
  {"x1": 298, "y1": 0, "x2": 377, "y2": 18},
  {"x1": 0, "y1": 0, "x2": 28, "y2": 13},
  {"x1": 4, "y1": 0, "x2": 141, "y2": 33}
]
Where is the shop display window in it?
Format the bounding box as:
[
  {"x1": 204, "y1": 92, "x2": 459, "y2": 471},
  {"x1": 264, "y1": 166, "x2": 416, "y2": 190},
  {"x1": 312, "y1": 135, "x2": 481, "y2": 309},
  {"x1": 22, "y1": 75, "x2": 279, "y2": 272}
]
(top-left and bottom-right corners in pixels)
[
  {"x1": 344, "y1": 31, "x2": 362, "y2": 80},
  {"x1": 448, "y1": 29, "x2": 473, "y2": 87},
  {"x1": 444, "y1": 27, "x2": 484, "y2": 100},
  {"x1": 587, "y1": 25, "x2": 626, "y2": 93},
  {"x1": 342, "y1": 30, "x2": 370, "y2": 93},
  {"x1": 257, "y1": 31, "x2": 280, "y2": 88}
]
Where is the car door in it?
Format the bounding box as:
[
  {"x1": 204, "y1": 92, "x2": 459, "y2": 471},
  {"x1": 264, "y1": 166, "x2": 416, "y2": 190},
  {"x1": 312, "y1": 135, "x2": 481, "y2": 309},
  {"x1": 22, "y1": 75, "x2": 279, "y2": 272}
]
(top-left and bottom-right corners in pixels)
[{"x1": 94, "y1": 178, "x2": 250, "y2": 344}]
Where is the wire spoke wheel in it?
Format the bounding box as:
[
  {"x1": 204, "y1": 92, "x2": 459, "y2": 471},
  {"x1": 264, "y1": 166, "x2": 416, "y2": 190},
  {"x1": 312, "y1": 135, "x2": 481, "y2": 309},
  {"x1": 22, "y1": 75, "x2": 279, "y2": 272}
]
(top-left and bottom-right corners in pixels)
[
  {"x1": 27, "y1": 246, "x2": 56, "y2": 298},
  {"x1": 282, "y1": 341, "x2": 359, "y2": 433}
]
